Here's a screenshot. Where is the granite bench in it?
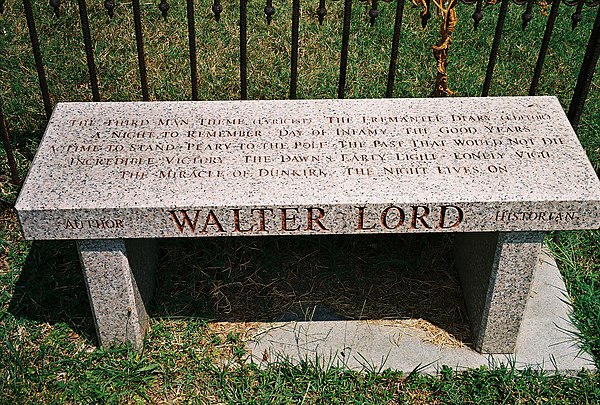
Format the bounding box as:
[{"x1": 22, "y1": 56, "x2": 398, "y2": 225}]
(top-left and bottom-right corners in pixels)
[{"x1": 15, "y1": 96, "x2": 600, "y2": 354}]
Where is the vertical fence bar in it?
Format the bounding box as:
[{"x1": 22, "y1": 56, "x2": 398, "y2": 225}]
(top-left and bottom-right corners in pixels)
[
  {"x1": 212, "y1": 0, "x2": 223, "y2": 21},
  {"x1": 23, "y1": 0, "x2": 52, "y2": 119},
  {"x1": 187, "y1": 0, "x2": 199, "y2": 100},
  {"x1": 481, "y1": 0, "x2": 509, "y2": 96},
  {"x1": 50, "y1": 0, "x2": 59, "y2": 17},
  {"x1": 105, "y1": 0, "x2": 115, "y2": 18},
  {"x1": 132, "y1": 0, "x2": 149, "y2": 101},
  {"x1": 571, "y1": 0, "x2": 585, "y2": 30},
  {"x1": 264, "y1": 0, "x2": 275, "y2": 24},
  {"x1": 338, "y1": 0, "x2": 352, "y2": 98},
  {"x1": 472, "y1": 0, "x2": 484, "y2": 29},
  {"x1": 77, "y1": 0, "x2": 100, "y2": 101},
  {"x1": 521, "y1": 0, "x2": 535, "y2": 30},
  {"x1": 290, "y1": 0, "x2": 300, "y2": 99},
  {"x1": 369, "y1": 0, "x2": 379, "y2": 27},
  {"x1": 386, "y1": 0, "x2": 406, "y2": 98},
  {"x1": 159, "y1": 0, "x2": 170, "y2": 20},
  {"x1": 528, "y1": 0, "x2": 560, "y2": 95},
  {"x1": 317, "y1": 0, "x2": 327, "y2": 24},
  {"x1": 240, "y1": 0, "x2": 248, "y2": 100},
  {"x1": 0, "y1": 101, "x2": 20, "y2": 185},
  {"x1": 568, "y1": 6, "x2": 600, "y2": 131},
  {"x1": 421, "y1": 0, "x2": 431, "y2": 27}
]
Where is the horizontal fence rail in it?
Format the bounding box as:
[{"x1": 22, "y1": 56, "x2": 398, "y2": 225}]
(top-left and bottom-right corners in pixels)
[{"x1": 0, "y1": 0, "x2": 599, "y2": 185}]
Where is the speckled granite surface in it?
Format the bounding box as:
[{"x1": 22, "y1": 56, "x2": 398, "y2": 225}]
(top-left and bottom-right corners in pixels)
[
  {"x1": 15, "y1": 96, "x2": 600, "y2": 240},
  {"x1": 454, "y1": 231, "x2": 545, "y2": 353},
  {"x1": 77, "y1": 239, "x2": 158, "y2": 348}
]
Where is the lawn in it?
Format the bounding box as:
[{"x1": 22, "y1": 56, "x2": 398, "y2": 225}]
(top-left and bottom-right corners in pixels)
[{"x1": 0, "y1": 0, "x2": 599, "y2": 402}]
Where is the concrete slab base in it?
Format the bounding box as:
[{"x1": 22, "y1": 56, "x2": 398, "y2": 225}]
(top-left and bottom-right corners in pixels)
[{"x1": 247, "y1": 249, "x2": 595, "y2": 374}]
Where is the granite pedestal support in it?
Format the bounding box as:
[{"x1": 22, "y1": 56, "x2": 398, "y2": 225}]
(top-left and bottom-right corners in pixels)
[
  {"x1": 77, "y1": 233, "x2": 546, "y2": 354},
  {"x1": 454, "y1": 231, "x2": 544, "y2": 353},
  {"x1": 77, "y1": 239, "x2": 159, "y2": 349}
]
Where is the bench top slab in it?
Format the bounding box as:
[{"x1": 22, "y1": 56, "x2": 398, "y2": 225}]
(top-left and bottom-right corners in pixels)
[{"x1": 15, "y1": 96, "x2": 600, "y2": 239}]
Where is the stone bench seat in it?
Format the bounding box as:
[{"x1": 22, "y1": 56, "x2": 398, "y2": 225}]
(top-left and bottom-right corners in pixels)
[{"x1": 15, "y1": 96, "x2": 600, "y2": 354}]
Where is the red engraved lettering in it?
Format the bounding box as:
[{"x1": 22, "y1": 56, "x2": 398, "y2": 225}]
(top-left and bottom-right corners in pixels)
[
  {"x1": 410, "y1": 206, "x2": 432, "y2": 229},
  {"x1": 168, "y1": 210, "x2": 201, "y2": 233},
  {"x1": 232, "y1": 208, "x2": 254, "y2": 233},
  {"x1": 439, "y1": 205, "x2": 464, "y2": 229},
  {"x1": 306, "y1": 207, "x2": 328, "y2": 231},
  {"x1": 281, "y1": 207, "x2": 300, "y2": 231},
  {"x1": 380, "y1": 206, "x2": 405, "y2": 230},
  {"x1": 356, "y1": 207, "x2": 376, "y2": 230},
  {"x1": 200, "y1": 210, "x2": 225, "y2": 233},
  {"x1": 251, "y1": 208, "x2": 274, "y2": 232}
]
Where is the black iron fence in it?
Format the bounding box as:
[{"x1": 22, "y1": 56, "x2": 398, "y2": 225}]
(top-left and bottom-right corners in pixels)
[{"x1": 1, "y1": 0, "x2": 599, "y2": 185}]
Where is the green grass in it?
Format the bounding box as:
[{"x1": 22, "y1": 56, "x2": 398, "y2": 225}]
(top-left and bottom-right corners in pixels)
[{"x1": 1, "y1": 0, "x2": 599, "y2": 402}]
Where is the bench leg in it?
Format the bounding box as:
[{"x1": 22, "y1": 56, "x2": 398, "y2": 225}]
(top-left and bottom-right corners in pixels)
[
  {"x1": 76, "y1": 239, "x2": 159, "y2": 349},
  {"x1": 453, "y1": 232, "x2": 544, "y2": 353}
]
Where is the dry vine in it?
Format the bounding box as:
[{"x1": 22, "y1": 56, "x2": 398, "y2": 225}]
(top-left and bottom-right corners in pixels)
[
  {"x1": 431, "y1": 0, "x2": 459, "y2": 96},
  {"x1": 410, "y1": 0, "x2": 458, "y2": 96}
]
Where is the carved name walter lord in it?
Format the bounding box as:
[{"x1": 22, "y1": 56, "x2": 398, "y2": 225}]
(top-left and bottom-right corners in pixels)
[{"x1": 15, "y1": 96, "x2": 600, "y2": 239}]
